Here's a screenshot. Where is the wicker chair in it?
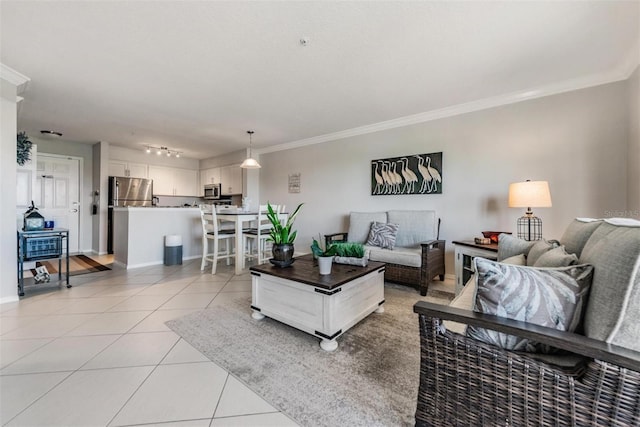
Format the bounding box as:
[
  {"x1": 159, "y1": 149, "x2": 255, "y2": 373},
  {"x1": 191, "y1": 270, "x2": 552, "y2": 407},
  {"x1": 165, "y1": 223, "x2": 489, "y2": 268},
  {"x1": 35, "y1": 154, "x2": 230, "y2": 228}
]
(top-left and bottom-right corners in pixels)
[
  {"x1": 326, "y1": 210, "x2": 445, "y2": 296},
  {"x1": 413, "y1": 219, "x2": 640, "y2": 426}
]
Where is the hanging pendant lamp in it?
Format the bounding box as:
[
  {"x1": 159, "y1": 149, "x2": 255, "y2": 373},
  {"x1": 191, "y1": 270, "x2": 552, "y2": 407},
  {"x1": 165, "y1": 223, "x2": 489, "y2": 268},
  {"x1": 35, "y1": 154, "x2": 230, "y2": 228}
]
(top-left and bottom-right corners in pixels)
[{"x1": 240, "y1": 130, "x2": 261, "y2": 169}]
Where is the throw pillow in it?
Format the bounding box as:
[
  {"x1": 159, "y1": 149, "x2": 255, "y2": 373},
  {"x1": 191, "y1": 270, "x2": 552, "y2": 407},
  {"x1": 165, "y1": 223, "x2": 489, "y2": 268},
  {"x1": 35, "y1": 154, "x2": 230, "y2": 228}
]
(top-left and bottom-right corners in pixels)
[
  {"x1": 497, "y1": 234, "x2": 536, "y2": 261},
  {"x1": 467, "y1": 258, "x2": 593, "y2": 353},
  {"x1": 443, "y1": 254, "x2": 529, "y2": 335},
  {"x1": 501, "y1": 254, "x2": 526, "y2": 266},
  {"x1": 526, "y1": 239, "x2": 560, "y2": 266},
  {"x1": 560, "y1": 218, "x2": 603, "y2": 258},
  {"x1": 366, "y1": 221, "x2": 399, "y2": 250},
  {"x1": 533, "y1": 245, "x2": 578, "y2": 268}
]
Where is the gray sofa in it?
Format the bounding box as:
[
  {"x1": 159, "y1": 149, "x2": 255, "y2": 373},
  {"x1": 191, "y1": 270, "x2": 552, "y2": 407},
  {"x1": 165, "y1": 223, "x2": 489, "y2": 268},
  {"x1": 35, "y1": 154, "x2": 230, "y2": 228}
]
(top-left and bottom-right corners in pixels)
[
  {"x1": 326, "y1": 210, "x2": 445, "y2": 296},
  {"x1": 414, "y1": 218, "x2": 640, "y2": 426}
]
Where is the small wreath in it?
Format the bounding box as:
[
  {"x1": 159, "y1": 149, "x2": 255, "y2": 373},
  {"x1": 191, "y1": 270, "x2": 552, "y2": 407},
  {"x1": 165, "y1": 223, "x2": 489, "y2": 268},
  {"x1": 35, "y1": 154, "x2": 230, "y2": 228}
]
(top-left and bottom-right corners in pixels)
[{"x1": 17, "y1": 132, "x2": 32, "y2": 166}]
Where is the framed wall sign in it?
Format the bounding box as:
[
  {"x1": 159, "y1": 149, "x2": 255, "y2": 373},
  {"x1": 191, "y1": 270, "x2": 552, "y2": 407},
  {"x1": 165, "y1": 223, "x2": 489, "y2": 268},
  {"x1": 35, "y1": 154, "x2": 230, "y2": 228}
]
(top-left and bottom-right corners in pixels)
[
  {"x1": 288, "y1": 173, "x2": 301, "y2": 193},
  {"x1": 371, "y1": 152, "x2": 442, "y2": 195}
]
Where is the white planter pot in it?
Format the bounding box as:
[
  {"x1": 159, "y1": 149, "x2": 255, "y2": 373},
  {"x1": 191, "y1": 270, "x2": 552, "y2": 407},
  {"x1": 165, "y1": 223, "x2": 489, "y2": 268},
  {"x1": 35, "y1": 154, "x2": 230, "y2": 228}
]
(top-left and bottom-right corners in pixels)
[{"x1": 317, "y1": 256, "x2": 333, "y2": 275}]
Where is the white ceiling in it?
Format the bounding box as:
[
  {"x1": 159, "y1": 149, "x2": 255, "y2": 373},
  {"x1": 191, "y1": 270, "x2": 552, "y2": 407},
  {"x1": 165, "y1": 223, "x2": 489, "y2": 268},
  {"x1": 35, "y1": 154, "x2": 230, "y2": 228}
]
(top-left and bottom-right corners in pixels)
[{"x1": 1, "y1": 1, "x2": 638, "y2": 160}]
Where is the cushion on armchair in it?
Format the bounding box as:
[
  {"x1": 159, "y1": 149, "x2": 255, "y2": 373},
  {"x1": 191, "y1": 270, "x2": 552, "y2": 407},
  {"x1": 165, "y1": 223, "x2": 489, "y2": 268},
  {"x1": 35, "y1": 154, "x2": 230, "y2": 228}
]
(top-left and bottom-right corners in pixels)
[
  {"x1": 366, "y1": 221, "x2": 399, "y2": 249},
  {"x1": 347, "y1": 212, "x2": 387, "y2": 244},
  {"x1": 497, "y1": 234, "x2": 536, "y2": 261},
  {"x1": 533, "y1": 245, "x2": 578, "y2": 267},
  {"x1": 387, "y1": 210, "x2": 437, "y2": 247},
  {"x1": 560, "y1": 218, "x2": 604, "y2": 258},
  {"x1": 467, "y1": 258, "x2": 593, "y2": 353},
  {"x1": 580, "y1": 219, "x2": 640, "y2": 351},
  {"x1": 526, "y1": 239, "x2": 560, "y2": 266},
  {"x1": 443, "y1": 254, "x2": 525, "y2": 335}
]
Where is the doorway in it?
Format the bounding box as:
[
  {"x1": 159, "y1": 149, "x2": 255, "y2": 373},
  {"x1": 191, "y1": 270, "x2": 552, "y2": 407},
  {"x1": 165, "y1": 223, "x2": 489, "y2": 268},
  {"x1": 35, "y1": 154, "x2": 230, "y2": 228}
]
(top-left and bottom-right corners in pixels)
[{"x1": 32, "y1": 154, "x2": 82, "y2": 253}]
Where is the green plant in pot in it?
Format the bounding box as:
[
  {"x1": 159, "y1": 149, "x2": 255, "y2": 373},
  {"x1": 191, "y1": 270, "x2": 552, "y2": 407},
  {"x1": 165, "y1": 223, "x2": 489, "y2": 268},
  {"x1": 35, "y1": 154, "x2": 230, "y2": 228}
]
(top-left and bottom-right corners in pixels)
[
  {"x1": 266, "y1": 202, "x2": 303, "y2": 267},
  {"x1": 311, "y1": 238, "x2": 337, "y2": 275}
]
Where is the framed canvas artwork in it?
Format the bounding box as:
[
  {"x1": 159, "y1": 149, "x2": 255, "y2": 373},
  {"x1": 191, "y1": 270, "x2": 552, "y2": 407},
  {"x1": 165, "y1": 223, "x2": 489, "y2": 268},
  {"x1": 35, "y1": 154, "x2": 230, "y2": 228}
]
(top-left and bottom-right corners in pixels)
[{"x1": 371, "y1": 152, "x2": 442, "y2": 195}]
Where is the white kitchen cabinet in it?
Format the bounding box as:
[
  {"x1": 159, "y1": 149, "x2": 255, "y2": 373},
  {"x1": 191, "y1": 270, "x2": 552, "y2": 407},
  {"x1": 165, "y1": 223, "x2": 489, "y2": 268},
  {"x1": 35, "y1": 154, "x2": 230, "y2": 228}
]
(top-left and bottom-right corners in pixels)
[
  {"x1": 148, "y1": 165, "x2": 198, "y2": 196},
  {"x1": 201, "y1": 168, "x2": 221, "y2": 185},
  {"x1": 220, "y1": 164, "x2": 243, "y2": 195},
  {"x1": 108, "y1": 161, "x2": 148, "y2": 178}
]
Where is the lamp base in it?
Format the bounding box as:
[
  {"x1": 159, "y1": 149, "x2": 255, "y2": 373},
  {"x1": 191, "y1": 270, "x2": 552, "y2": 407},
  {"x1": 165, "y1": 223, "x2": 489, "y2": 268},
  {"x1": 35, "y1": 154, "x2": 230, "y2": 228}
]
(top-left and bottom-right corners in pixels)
[{"x1": 516, "y1": 214, "x2": 542, "y2": 241}]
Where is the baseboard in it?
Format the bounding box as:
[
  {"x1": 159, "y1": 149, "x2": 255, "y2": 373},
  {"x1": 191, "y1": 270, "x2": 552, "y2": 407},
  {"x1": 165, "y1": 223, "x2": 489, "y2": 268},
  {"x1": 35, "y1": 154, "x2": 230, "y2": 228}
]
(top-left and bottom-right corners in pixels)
[
  {"x1": 1, "y1": 294, "x2": 20, "y2": 305},
  {"x1": 115, "y1": 254, "x2": 201, "y2": 270}
]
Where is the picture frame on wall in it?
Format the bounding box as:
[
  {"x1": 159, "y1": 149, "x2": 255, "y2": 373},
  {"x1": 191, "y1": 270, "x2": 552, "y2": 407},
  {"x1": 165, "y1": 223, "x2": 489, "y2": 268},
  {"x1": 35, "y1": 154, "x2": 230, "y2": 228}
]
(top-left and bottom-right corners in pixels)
[{"x1": 371, "y1": 152, "x2": 442, "y2": 195}]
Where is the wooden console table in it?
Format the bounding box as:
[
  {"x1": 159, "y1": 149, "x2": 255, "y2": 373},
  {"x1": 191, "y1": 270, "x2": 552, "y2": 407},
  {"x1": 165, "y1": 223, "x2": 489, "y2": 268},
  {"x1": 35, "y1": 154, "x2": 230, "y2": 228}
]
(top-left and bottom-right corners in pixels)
[
  {"x1": 249, "y1": 254, "x2": 385, "y2": 351},
  {"x1": 17, "y1": 228, "x2": 71, "y2": 296}
]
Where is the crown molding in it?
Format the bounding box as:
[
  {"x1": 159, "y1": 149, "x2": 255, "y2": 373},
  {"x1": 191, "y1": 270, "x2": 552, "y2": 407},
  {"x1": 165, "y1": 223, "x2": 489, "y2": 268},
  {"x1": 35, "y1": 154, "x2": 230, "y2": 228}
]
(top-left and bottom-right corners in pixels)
[
  {"x1": 258, "y1": 64, "x2": 637, "y2": 155},
  {"x1": 0, "y1": 63, "x2": 30, "y2": 94}
]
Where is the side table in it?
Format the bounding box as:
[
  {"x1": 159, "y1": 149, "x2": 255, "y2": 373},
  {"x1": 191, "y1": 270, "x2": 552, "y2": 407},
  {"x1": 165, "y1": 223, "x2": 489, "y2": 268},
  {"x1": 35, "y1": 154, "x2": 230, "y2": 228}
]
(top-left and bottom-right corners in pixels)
[
  {"x1": 452, "y1": 240, "x2": 498, "y2": 295},
  {"x1": 17, "y1": 228, "x2": 71, "y2": 296}
]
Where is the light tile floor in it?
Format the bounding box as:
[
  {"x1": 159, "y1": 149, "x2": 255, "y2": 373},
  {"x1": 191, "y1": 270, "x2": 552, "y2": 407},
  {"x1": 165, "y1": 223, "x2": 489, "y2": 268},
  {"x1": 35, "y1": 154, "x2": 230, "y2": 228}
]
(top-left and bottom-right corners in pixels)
[
  {"x1": 2, "y1": 257, "x2": 456, "y2": 427},
  {"x1": 1, "y1": 259, "x2": 298, "y2": 427}
]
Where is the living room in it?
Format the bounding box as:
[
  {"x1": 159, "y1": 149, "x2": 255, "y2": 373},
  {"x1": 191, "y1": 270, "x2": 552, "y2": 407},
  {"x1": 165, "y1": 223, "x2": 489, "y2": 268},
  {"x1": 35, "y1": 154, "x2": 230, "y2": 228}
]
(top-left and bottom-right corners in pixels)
[{"x1": 1, "y1": 1, "x2": 639, "y2": 426}]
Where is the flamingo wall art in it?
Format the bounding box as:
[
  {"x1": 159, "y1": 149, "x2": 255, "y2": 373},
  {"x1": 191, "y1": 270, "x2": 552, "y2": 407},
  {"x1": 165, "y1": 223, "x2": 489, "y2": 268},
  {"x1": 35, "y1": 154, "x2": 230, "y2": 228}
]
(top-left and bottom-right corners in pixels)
[{"x1": 371, "y1": 152, "x2": 442, "y2": 195}]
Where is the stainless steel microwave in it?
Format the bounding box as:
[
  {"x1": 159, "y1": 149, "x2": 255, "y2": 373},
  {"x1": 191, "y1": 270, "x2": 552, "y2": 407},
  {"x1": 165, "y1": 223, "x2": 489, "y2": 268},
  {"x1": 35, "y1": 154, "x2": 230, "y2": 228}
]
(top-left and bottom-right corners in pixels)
[{"x1": 204, "y1": 183, "x2": 221, "y2": 200}]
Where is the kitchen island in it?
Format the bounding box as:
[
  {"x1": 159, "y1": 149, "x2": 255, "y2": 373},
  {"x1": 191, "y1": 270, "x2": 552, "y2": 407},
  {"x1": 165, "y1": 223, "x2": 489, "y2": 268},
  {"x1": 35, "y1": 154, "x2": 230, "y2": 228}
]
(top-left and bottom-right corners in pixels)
[{"x1": 113, "y1": 207, "x2": 202, "y2": 269}]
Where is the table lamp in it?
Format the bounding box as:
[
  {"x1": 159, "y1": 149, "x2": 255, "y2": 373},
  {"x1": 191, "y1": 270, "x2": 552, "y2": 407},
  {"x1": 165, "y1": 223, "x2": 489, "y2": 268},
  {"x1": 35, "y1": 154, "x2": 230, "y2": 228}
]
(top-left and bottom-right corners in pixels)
[{"x1": 508, "y1": 180, "x2": 552, "y2": 241}]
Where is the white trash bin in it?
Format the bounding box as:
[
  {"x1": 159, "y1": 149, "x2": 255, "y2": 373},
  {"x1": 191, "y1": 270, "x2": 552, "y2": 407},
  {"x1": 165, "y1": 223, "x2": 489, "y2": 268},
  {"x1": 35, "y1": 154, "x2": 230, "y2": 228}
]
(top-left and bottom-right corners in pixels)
[{"x1": 164, "y1": 235, "x2": 183, "y2": 266}]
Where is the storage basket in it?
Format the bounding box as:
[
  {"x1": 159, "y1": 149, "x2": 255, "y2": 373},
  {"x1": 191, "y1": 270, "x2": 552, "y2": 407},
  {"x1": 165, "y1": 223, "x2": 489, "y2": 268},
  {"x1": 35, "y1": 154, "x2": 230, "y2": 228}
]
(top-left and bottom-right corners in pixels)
[{"x1": 24, "y1": 236, "x2": 63, "y2": 260}]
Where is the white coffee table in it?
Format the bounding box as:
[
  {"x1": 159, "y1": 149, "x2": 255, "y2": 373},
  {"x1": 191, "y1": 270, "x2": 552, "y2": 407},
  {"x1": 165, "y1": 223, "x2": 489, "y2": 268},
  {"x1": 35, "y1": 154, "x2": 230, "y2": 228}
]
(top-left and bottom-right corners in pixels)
[{"x1": 249, "y1": 255, "x2": 385, "y2": 351}]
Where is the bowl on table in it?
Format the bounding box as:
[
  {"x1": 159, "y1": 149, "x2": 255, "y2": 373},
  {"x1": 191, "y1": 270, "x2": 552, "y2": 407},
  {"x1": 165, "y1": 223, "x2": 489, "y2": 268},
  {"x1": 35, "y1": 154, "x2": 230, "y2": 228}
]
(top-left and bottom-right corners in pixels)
[{"x1": 481, "y1": 231, "x2": 511, "y2": 243}]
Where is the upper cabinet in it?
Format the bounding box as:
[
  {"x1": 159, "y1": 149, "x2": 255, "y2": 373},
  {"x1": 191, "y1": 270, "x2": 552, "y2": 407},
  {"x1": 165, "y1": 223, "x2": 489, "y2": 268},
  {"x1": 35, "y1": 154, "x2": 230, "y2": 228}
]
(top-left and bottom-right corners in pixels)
[
  {"x1": 148, "y1": 165, "x2": 198, "y2": 196},
  {"x1": 199, "y1": 165, "x2": 242, "y2": 195},
  {"x1": 220, "y1": 164, "x2": 243, "y2": 195},
  {"x1": 200, "y1": 168, "x2": 221, "y2": 185},
  {"x1": 109, "y1": 161, "x2": 148, "y2": 178}
]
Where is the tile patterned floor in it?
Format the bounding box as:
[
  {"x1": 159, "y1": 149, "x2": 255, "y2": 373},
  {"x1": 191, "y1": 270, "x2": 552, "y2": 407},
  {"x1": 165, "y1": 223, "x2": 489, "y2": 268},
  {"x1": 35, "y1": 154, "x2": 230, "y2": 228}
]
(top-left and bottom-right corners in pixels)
[
  {"x1": 2, "y1": 257, "x2": 456, "y2": 426},
  {"x1": 1, "y1": 259, "x2": 297, "y2": 427}
]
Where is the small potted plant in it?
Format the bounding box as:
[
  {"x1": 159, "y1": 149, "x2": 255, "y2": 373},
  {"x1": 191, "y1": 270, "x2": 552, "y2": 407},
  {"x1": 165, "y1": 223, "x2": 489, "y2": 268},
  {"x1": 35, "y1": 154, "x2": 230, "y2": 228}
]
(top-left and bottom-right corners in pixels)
[
  {"x1": 265, "y1": 202, "x2": 303, "y2": 267},
  {"x1": 311, "y1": 238, "x2": 337, "y2": 275},
  {"x1": 333, "y1": 242, "x2": 369, "y2": 267}
]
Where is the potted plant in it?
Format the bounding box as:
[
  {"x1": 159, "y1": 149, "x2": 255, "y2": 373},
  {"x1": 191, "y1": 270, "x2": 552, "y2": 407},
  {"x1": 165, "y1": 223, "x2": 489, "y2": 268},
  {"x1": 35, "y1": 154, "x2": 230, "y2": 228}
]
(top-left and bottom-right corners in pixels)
[
  {"x1": 333, "y1": 242, "x2": 369, "y2": 267},
  {"x1": 310, "y1": 238, "x2": 337, "y2": 275},
  {"x1": 265, "y1": 202, "x2": 303, "y2": 267}
]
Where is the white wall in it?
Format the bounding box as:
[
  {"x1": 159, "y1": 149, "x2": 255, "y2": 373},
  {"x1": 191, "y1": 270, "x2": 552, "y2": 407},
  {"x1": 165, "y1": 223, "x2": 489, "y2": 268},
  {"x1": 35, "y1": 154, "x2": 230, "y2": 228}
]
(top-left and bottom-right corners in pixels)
[
  {"x1": 628, "y1": 67, "x2": 640, "y2": 217},
  {"x1": 259, "y1": 80, "x2": 629, "y2": 274},
  {"x1": 30, "y1": 136, "x2": 94, "y2": 253},
  {"x1": 0, "y1": 80, "x2": 19, "y2": 303}
]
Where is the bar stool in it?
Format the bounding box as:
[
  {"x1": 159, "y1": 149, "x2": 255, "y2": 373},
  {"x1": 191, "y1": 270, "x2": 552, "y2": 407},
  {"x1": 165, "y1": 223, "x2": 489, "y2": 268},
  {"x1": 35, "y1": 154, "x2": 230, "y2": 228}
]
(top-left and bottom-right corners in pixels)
[{"x1": 200, "y1": 206, "x2": 236, "y2": 274}]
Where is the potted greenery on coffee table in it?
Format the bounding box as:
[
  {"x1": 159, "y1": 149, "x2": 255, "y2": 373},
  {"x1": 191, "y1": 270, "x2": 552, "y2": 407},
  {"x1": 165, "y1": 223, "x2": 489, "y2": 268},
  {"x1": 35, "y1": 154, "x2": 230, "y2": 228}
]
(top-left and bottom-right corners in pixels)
[
  {"x1": 266, "y1": 202, "x2": 303, "y2": 267},
  {"x1": 334, "y1": 242, "x2": 369, "y2": 267},
  {"x1": 311, "y1": 238, "x2": 338, "y2": 275}
]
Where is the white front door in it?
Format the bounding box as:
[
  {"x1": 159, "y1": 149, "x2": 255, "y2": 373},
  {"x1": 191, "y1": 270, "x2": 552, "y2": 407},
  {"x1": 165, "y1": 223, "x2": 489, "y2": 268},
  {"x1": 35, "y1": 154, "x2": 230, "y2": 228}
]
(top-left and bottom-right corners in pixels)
[{"x1": 33, "y1": 155, "x2": 81, "y2": 253}]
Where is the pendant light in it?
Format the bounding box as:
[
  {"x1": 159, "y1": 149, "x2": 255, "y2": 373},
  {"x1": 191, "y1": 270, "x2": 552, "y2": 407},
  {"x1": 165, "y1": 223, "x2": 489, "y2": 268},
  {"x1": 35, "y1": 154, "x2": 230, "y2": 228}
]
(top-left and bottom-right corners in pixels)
[{"x1": 240, "y1": 130, "x2": 261, "y2": 169}]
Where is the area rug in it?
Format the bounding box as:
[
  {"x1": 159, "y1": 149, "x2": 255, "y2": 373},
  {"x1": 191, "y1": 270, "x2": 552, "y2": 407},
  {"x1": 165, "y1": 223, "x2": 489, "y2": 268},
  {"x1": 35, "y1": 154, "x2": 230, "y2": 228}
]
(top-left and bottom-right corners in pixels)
[
  {"x1": 166, "y1": 283, "x2": 454, "y2": 427},
  {"x1": 28, "y1": 254, "x2": 112, "y2": 277}
]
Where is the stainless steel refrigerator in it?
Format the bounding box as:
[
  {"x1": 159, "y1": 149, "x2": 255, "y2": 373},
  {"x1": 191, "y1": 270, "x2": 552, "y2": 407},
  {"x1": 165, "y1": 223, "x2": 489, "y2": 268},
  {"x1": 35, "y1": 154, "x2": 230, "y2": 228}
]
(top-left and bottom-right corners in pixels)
[{"x1": 107, "y1": 176, "x2": 153, "y2": 254}]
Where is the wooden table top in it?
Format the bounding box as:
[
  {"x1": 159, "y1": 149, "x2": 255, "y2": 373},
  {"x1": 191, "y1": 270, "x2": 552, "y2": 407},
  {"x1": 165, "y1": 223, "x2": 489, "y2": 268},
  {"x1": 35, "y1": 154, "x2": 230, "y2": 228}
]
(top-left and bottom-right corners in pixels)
[{"x1": 250, "y1": 254, "x2": 385, "y2": 290}]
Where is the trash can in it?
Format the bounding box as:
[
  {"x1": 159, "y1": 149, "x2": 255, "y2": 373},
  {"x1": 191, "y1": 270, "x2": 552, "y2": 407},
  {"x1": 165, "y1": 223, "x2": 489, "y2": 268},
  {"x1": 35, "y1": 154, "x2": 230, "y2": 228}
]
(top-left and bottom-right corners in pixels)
[{"x1": 164, "y1": 235, "x2": 183, "y2": 266}]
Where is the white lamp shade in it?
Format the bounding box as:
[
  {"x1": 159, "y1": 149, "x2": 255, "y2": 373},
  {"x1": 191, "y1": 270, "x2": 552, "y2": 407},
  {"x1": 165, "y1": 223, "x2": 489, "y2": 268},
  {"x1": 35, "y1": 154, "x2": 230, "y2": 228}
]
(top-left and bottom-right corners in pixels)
[
  {"x1": 240, "y1": 157, "x2": 261, "y2": 169},
  {"x1": 508, "y1": 181, "x2": 552, "y2": 208}
]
